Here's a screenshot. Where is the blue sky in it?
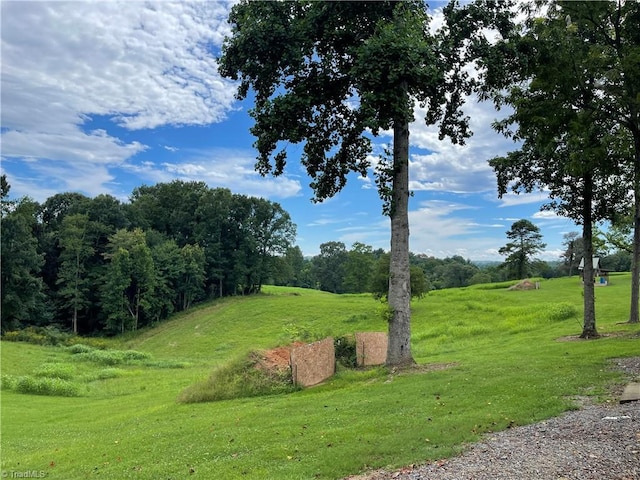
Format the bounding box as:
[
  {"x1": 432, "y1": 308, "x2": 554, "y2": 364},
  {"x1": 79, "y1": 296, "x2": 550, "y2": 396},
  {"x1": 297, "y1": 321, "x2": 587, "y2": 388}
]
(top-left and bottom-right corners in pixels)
[{"x1": 0, "y1": 1, "x2": 579, "y2": 261}]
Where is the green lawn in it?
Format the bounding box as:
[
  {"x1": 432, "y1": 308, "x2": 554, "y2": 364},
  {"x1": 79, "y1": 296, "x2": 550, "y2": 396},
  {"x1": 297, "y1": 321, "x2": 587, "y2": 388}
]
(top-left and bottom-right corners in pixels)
[{"x1": 1, "y1": 275, "x2": 638, "y2": 479}]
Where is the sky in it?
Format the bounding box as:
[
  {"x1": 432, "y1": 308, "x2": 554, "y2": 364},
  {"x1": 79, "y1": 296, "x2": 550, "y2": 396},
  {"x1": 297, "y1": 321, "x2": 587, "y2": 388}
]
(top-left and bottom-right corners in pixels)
[{"x1": 0, "y1": 1, "x2": 580, "y2": 261}]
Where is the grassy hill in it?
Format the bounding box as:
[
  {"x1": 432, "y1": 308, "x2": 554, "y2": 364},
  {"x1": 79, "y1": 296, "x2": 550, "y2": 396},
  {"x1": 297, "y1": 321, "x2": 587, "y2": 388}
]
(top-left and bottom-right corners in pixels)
[{"x1": 1, "y1": 276, "x2": 638, "y2": 479}]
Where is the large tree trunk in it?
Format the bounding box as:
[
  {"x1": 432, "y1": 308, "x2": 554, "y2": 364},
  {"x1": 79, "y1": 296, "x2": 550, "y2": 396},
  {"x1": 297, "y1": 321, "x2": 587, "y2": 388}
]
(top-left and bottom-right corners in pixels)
[
  {"x1": 581, "y1": 174, "x2": 598, "y2": 338},
  {"x1": 386, "y1": 108, "x2": 415, "y2": 367},
  {"x1": 628, "y1": 131, "x2": 640, "y2": 324}
]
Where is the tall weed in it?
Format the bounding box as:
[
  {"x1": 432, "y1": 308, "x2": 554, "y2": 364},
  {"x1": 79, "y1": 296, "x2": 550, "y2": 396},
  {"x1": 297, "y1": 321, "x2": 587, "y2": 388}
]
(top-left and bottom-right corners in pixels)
[
  {"x1": 13, "y1": 376, "x2": 81, "y2": 397},
  {"x1": 178, "y1": 352, "x2": 299, "y2": 403}
]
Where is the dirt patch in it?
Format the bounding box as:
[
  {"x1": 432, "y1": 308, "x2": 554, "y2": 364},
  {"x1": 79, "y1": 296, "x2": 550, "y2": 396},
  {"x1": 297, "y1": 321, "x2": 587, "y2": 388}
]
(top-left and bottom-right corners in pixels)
[
  {"x1": 508, "y1": 279, "x2": 539, "y2": 290},
  {"x1": 556, "y1": 331, "x2": 630, "y2": 342},
  {"x1": 254, "y1": 342, "x2": 304, "y2": 372}
]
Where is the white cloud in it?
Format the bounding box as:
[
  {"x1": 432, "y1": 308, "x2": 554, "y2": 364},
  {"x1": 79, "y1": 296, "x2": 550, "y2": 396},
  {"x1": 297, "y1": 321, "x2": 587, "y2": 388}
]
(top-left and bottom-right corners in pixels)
[
  {"x1": 123, "y1": 147, "x2": 303, "y2": 200},
  {"x1": 1, "y1": 1, "x2": 238, "y2": 195},
  {"x1": 407, "y1": 199, "x2": 503, "y2": 259},
  {"x1": 497, "y1": 191, "x2": 551, "y2": 207},
  {"x1": 407, "y1": 96, "x2": 517, "y2": 195}
]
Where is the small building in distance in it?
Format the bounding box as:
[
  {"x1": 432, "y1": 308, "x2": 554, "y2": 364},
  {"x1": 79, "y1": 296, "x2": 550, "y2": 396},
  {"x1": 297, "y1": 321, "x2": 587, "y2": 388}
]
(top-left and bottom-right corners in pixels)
[{"x1": 578, "y1": 257, "x2": 611, "y2": 286}]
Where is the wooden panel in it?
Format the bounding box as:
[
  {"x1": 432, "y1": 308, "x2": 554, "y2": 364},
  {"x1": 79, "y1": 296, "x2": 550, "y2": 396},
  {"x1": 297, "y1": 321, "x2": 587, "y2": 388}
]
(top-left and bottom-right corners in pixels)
[
  {"x1": 290, "y1": 337, "x2": 335, "y2": 387},
  {"x1": 355, "y1": 332, "x2": 388, "y2": 367}
]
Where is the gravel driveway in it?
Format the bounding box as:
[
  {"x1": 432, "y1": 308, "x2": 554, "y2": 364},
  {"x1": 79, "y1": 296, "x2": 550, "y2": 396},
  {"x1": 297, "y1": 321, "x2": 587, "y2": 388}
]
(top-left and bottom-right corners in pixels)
[{"x1": 346, "y1": 357, "x2": 640, "y2": 480}]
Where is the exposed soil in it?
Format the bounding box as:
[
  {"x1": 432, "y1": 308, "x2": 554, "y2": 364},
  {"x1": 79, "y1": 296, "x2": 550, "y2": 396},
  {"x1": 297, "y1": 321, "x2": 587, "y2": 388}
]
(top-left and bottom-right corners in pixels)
[{"x1": 254, "y1": 342, "x2": 304, "y2": 372}]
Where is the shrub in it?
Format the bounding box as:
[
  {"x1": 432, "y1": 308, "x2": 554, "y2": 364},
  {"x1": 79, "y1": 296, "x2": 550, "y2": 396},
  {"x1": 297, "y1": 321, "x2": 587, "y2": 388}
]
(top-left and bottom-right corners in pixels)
[
  {"x1": 14, "y1": 376, "x2": 82, "y2": 397},
  {"x1": 1, "y1": 327, "x2": 46, "y2": 345},
  {"x1": 70, "y1": 346, "x2": 152, "y2": 365},
  {"x1": 33, "y1": 363, "x2": 76, "y2": 380},
  {"x1": 547, "y1": 303, "x2": 579, "y2": 322},
  {"x1": 334, "y1": 335, "x2": 357, "y2": 368},
  {"x1": 0, "y1": 375, "x2": 18, "y2": 390},
  {"x1": 67, "y1": 343, "x2": 94, "y2": 354},
  {"x1": 178, "y1": 352, "x2": 299, "y2": 403}
]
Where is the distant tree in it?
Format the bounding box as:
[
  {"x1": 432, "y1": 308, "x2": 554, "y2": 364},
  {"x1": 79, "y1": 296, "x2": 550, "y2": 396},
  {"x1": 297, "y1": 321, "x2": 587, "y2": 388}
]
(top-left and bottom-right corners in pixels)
[
  {"x1": 129, "y1": 180, "x2": 209, "y2": 246},
  {"x1": 439, "y1": 260, "x2": 479, "y2": 288},
  {"x1": 148, "y1": 237, "x2": 181, "y2": 322},
  {"x1": 468, "y1": 272, "x2": 492, "y2": 285},
  {"x1": 560, "y1": 232, "x2": 581, "y2": 277},
  {"x1": 498, "y1": 220, "x2": 546, "y2": 280},
  {"x1": 194, "y1": 187, "x2": 234, "y2": 297},
  {"x1": 178, "y1": 244, "x2": 206, "y2": 310},
  {"x1": 56, "y1": 214, "x2": 94, "y2": 333},
  {"x1": 313, "y1": 242, "x2": 348, "y2": 294},
  {"x1": 1, "y1": 196, "x2": 50, "y2": 331},
  {"x1": 284, "y1": 246, "x2": 306, "y2": 287},
  {"x1": 37, "y1": 192, "x2": 91, "y2": 294},
  {"x1": 0, "y1": 174, "x2": 14, "y2": 215},
  {"x1": 343, "y1": 242, "x2": 375, "y2": 294},
  {"x1": 601, "y1": 251, "x2": 632, "y2": 272},
  {"x1": 370, "y1": 253, "x2": 429, "y2": 300},
  {"x1": 101, "y1": 229, "x2": 155, "y2": 333},
  {"x1": 247, "y1": 197, "x2": 296, "y2": 293}
]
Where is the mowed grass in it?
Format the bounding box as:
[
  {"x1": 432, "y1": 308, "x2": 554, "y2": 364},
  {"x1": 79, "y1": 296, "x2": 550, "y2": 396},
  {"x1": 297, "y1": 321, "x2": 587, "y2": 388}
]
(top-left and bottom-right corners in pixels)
[{"x1": 1, "y1": 275, "x2": 638, "y2": 479}]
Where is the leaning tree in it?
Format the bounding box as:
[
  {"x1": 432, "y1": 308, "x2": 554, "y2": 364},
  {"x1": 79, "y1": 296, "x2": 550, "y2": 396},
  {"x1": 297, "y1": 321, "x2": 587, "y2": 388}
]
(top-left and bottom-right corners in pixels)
[{"x1": 218, "y1": 0, "x2": 516, "y2": 365}]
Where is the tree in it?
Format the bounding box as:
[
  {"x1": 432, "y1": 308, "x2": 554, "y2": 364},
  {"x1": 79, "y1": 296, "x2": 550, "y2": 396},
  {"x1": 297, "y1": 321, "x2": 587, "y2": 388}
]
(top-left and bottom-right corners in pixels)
[
  {"x1": 129, "y1": 180, "x2": 208, "y2": 246},
  {"x1": 560, "y1": 232, "x2": 581, "y2": 277},
  {"x1": 507, "y1": 1, "x2": 640, "y2": 324},
  {"x1": 246, "y1": 197, "x2": 296, "y2": 293},
  {"x1": 56, "y1": 214, "x2": 94, "y2": 333},
  {"x1": 370, "y1": 253, "x2": 429, "y2": 299},
  {"x1": 312, "y1": 242, "x2": 348, "y2": 294},
  {"x1": 101, "y1": 229, "x2": 155, "y2": 333},
  {"x1": 488, "y1": 2, "x2": 631, "y2": 337},
  {"x1": 194, "y1": 187, "x2": 234, "y2": 297},
  {"x1": 343, "y1": 242, "x2": 375, "y2": 293},
  {"x1": 498, "y1": 220, "x2": 546, "y2": 280},
  {"x1": 219, "y1": 0, "x2": 516, "y2": 365},
  {"x1": 178, "y1": 244, "x2": 206, "y2": 310},
  {"x1": 1, "y1": 196, "x2": 49, "y2": 331}
]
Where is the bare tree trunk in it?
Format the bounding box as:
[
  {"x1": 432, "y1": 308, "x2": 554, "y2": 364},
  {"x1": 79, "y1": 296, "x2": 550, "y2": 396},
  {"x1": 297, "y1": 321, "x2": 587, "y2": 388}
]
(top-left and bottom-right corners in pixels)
[
  {"x1": 581, "y1": 174, "x2": 598, "y2": 338},
  {"x1": 386, "y1": 103, "x2": 415, "y2": 367},
  {"x1": 628, "y1": 132, "x2": 640, "y2": 324}
]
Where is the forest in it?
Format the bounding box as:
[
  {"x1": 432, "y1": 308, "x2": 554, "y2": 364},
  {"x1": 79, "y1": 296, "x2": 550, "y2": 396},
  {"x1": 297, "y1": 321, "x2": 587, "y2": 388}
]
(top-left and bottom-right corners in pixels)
[{"x1": 1, "y1": 175, "x2": 631, "y2": 337}]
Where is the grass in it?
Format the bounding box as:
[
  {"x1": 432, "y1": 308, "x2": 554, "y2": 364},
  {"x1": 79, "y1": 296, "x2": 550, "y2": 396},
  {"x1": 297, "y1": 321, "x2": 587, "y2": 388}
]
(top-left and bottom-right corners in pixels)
[{"x1": 1, "y1": 276, "x2": 639, "y2": 479}]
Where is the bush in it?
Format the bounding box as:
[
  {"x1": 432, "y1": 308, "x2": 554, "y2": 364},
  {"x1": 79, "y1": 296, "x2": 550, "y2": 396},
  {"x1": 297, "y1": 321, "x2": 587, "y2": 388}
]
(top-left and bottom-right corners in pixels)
[
  {"x1": 69, "y1": 345, "x2": 152, "y2": 365},
  {"x1": 178, "y1": 352, "x2": 299, "y2": 403},
  {"x1": 547, "y1": 303, "x2": 579, "y2": 322},
  {"x1": 1, "y1": 327, "x2": 47, "y2": 345},
  {"x1": 67, "y1": 343, "x2": 94, "y2": 354},
  {"x1": 13, "y1": 376, "x2": 81, "y2": 397},
  {"x1": 0, "y1": 375, "x2": 18, "y2": 390},
  {"x1": 33, "y1": 363, "x2": 76, "y2": 380},
  {"x1": 334, "y1": 335, "x2": 357, "y2": 368},
  {"x1": 2, "y1": 327, "x2": 112, "y2": 350}
]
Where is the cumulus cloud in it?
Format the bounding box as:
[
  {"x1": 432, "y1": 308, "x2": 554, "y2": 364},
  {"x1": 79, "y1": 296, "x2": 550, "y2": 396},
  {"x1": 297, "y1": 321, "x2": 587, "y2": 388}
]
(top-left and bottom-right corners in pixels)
[
  {"x1": 123, "y1": 147, "x2": 303, "y2": 200},
  {"x1": 1, "y1": 1, "x2": 238, "y2": 195},
  {"x1": 407, "y1": 97, "x2": 516, "y2": 195}
]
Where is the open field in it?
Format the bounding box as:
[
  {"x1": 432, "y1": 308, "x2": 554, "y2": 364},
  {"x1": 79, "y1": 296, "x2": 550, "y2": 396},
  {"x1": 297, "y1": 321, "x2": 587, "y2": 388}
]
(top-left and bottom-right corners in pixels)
[{"x1": 1, "y1": 275, "x2": 638, "y2": 479}]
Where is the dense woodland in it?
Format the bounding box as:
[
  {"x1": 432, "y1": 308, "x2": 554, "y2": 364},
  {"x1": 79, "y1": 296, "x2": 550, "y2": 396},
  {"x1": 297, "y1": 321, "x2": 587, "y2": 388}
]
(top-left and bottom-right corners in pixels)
[{"x1": 1, "y1": 176, "x2": 632, "y2": 336}]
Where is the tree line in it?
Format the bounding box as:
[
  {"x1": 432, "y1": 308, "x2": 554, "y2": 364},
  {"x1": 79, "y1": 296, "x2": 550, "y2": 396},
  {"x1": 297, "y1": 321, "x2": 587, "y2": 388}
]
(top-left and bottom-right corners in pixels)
[
  {"x1": 2, "y1": 173, "x2": 633, "y2": 337},
  {"x1": 1, "y1": 178, "x2": 295, "y2": 335}
]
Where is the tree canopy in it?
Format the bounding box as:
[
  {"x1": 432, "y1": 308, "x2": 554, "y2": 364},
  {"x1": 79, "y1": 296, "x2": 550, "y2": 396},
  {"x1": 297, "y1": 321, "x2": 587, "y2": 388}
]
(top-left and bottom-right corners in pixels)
[{"x1": 219, "y1": 0, "x2": 517, "y2": 365}]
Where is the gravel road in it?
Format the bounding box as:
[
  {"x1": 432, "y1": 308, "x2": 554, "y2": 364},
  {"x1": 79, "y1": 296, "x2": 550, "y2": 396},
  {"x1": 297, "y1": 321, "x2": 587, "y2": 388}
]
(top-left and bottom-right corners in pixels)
[{"x1": 346, "y1": 357, "x2": 640, "y2": 480}]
